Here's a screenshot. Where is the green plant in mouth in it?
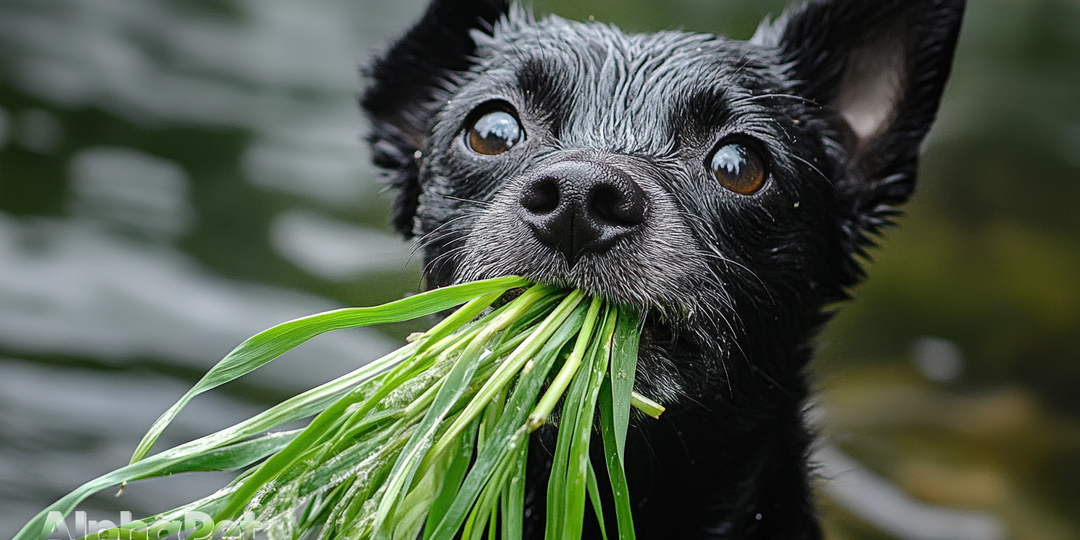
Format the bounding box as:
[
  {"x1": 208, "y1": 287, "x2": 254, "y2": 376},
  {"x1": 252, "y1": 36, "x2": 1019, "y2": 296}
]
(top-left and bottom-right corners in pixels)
[{"x1": 15, "y1": 276, "x2": 664, "y2": 540}]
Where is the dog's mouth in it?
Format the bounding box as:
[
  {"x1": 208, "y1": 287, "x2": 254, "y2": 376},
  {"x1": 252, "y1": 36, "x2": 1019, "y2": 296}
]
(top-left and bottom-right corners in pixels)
[
  {"x1": 470, "y1": 266, "x2": 697, "y2": 326},
  {"x1": 452, "y1": 222, "x2": 707, "y2": 323},
  {"x1": 485, "y1": 279, "x2": 696, "y2": 407}
]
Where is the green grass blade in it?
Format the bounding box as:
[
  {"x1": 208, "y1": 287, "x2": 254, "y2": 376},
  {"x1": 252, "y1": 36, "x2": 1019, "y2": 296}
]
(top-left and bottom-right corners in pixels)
[
  {"x1": 216, "y1": 350, "x2": 431, "y2": 520},
  {"x1": 423, "y1": 289, "x2": 583, "y2": 468},
  {"x1": 427, "y1": 296, "x2": 589, "y2": 540},
  {"x1": 537, "y1": 299, "x2": 608, "y2": 540},
  {"x1": 375, "y1": 347, "x2": 488, "y2": 540},
  {"x1": 543, "y1": 300, "x2": 609, "y2": 539},
  {"x1": 13, "y1": 430, "x2": 295, "y2": 540},
  {"x1": 423, "y1": 420, "x2": 479, "y2": 540},
  {"x1": 215, "y1": 286, "x2": 531, "y2": 522},
  {"x1": 585, "y1": 459, "x2": 609, "y2": 540},
  {"x1": 374, "y1": 286, "x2": 549, "y2": 539},
  {"x1": 544, "y1": 337, "x2": 597, "y2": 536},
  {"x1": 302, "y1": 419, "x2": 402, "y2": 489},
  {"x1": 629, "y1": 392, "x2": 664, "y2": 419},
  {"x1": 132, "y1": 277, "x2": 526, "y2": 464},
  {"x1": 599, "y1": 379, "x2": 636, "y2": 540},
  {"x1": 500, "y1": 441, "x2": 528, "y2": 540},
  {"x1": 147, "y1": 341, "x2": 413, "y2": 469},
  {"x1": 609, "y1": 308, "x2": 641, "y2": 458},
  {"x1": 461, "y1": 459, "x2": 504, "y2": 540},
  {"x1": 144, "y1": 429, "x2": 301, "y2": 477},
  {"x1": 560, "y1": 306, "x2": 617, "y2": 540},
  {"x1": 529, "y1": 296, "x2": 604, "y2": 429}
]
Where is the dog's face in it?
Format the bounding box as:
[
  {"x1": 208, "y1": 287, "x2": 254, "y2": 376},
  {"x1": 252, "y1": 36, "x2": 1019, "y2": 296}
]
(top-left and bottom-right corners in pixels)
[{"x1": 363, "y1": 0, "x2": 964, "y2": 406}]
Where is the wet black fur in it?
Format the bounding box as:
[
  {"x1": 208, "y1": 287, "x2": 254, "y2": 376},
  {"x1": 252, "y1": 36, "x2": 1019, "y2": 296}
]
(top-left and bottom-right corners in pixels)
[{"x1": 361, "y1": 0, "x2": 964, "y2": 538}]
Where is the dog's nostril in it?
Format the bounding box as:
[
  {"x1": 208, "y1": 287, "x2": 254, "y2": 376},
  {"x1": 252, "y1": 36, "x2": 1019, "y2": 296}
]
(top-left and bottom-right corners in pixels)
[
  {"x1": 519, "y1": 176, "x2": 560, "y2": 214},
  {"x1": 590, "y1": 183, "x2": 646, "y2": 227}
]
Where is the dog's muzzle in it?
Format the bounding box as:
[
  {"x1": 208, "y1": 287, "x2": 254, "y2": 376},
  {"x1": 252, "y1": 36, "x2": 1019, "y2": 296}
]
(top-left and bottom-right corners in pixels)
[{"x1": 454, "y1": 152, "x2": 703, "y2": 311}]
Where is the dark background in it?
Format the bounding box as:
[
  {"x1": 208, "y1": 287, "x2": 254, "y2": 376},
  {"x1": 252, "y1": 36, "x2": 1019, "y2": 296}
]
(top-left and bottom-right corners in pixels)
[{"x1": 1, "y1": 0, "x2": 1077, "y2": 538}]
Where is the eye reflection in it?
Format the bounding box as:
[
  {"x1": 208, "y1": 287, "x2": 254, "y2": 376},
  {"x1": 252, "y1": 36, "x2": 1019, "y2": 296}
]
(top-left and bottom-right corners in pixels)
[
  {"x1": 708, "y1": 142, "x2": 766, "y2": 195},
  {"x1": 466, "y1": 109, "x2": 523, "y2": 155}
]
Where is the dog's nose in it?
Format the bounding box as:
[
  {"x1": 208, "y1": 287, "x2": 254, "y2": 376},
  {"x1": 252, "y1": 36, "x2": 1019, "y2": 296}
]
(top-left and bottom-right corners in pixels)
[{"x1": 517, "y1": 160, "x2": 647, "y2": 267}]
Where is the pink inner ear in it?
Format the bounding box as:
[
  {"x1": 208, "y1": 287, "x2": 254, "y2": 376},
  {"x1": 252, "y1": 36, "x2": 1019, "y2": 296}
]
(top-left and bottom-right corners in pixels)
[{"x1": 833, "y1": 31, "x2": 907, "y2": 150}]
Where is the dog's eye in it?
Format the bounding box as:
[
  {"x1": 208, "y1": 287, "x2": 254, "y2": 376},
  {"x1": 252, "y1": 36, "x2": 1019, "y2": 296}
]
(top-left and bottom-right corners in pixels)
[
  {"x1": 465, "y1": 108, "x2": 523, "y2": 156},
  {"x1": 708, "y1": 141, "x2": 767, "y2": 195}
]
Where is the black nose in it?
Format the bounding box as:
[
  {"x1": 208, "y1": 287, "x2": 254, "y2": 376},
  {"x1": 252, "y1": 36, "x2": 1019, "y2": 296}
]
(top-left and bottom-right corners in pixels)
[{"x1": 517, "y1": 160, "x2": 648, "y2": 267}]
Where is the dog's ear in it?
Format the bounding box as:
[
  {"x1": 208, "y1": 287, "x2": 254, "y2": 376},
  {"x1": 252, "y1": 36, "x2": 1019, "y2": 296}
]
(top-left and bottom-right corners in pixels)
[
  {"x1": 755, "y1": 0, "x2": 964, "y2": 241},
  {"x1": 361, "y1": 0, "x2": 509, "y2": 236}
]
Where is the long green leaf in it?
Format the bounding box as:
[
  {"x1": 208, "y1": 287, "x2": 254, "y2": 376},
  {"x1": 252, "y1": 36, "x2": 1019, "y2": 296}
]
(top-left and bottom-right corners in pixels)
[
  {"x1": 423, "y1": 420, "x2": 479, "y2": 540},
  {"x1": 427, "y1": 295, "x2": 589, "y2": 540},
  {"x1": 423, "y1": 289, "x2": 583, "y2": 467},
  {"x1": 374, "y1": 286, "x2": 549, "y2": 539},
  {"x1": 14, "y1": 430, "x2": 297, "y2": 540},
  {"x1": 595, "y1": 306, "x2": 644, "y2": 540},
  {"x1": 599, "y1": 380, "x2": 636, "y2": 540},
  {"x1": 500, "y1": 440, "x2": 528, "y2": 540},
  {"x1": 585, "y1": 459, "x2": 609, "y2": 540},
  {"x1": 132, "y1": 276, "x2": 527, "y2": 463},
  {"x1": 609, "y1": 309, "x2": 641, "y2": 458},
  {"x1": 542, "y1": 300, "x2": 609, "y2": 539},
  {"x1": 213, "y1": 286, "x2": 522, "y2": 520},
  {"x1": 216, "y1": 343, "x2": 430, "y2": 519},
  {"x1": 559, "y1": 306, "x2": 617, "y2": 540},
  {"x1": 530, "y1": 297, "x2": 603, "y2": 429}
]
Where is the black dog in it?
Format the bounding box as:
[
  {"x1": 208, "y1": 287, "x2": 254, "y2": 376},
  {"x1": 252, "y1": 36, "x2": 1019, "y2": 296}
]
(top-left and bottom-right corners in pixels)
[{"x1": 361, "y1": 0, "x2": 964, "y2": 538}]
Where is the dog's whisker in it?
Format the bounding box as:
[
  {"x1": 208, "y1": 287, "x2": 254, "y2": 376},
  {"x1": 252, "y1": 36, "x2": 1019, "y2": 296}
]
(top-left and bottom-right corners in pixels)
[
  {"x1": 791, "y1": 153, "x2": 829, "y2": 183},
  {"x1": 414, "y1": 214, "x2": 477, "y2": 251},
  {"x1": 730, "y1": 92, "x2": 821, "y2": 108},
  {"x1": 442, "y1": 195, "x2": 492, "y2": 207},
  {"x1": 749, "y1": 363, "x2": 794, "y2": 398},
  {"x1": 422, "y1": 243, "x2": 471, "y2": 278}
]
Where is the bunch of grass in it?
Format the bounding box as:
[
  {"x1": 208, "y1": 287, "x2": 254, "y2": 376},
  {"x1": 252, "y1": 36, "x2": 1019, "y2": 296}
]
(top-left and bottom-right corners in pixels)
[{"x1": 15, "y1": 276, "x2": 663, "y2": 540}]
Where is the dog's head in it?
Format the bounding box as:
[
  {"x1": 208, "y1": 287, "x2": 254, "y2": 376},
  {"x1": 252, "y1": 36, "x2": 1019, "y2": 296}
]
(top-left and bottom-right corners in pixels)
[{"x1": 362, "y1": 0, "x2": 964, "y2": 404}]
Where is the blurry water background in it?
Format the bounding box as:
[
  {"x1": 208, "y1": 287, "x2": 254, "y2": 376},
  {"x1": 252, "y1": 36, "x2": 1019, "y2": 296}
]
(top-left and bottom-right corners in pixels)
[{"x1": 0, "y1": 0, "x2": 1077, "y2": 538}]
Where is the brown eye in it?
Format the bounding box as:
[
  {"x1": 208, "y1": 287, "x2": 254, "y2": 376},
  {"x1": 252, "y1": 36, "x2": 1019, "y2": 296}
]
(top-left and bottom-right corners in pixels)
[
  {"x1": 465, "y1": 108, "x2": 523, "y2": 155},
  {"x1": 708, "y1": 141, "x2": 767, "y2": 195}
]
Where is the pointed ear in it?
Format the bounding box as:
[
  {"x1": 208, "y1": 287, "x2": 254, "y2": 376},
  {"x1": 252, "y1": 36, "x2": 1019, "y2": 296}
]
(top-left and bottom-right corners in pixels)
[
  {"x1": 756, "y1": 0, "x2": 964, "y2": 233},
  {"x1": 361, "y1": 0, "x2": 509, "y2": 236}
]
